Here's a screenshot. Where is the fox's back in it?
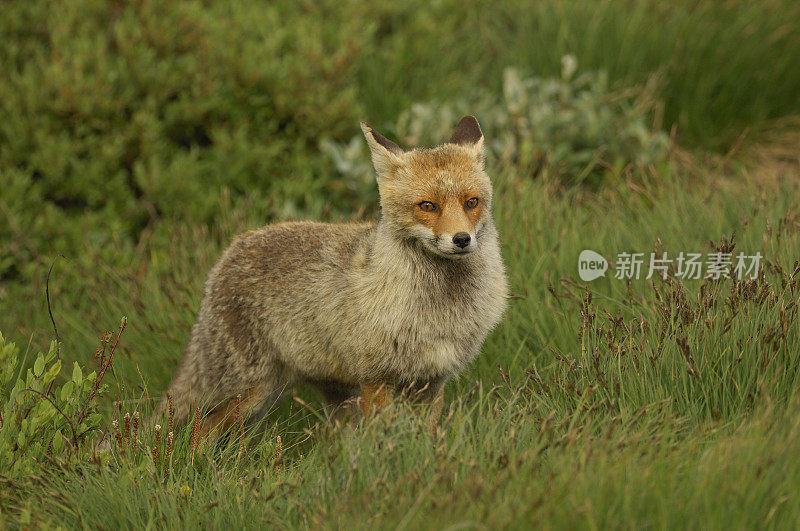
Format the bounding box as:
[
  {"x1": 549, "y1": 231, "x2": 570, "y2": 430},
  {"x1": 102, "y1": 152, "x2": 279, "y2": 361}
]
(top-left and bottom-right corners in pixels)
[{"x1": 207, "y1": 221, "x2": 376, "y2": 298}]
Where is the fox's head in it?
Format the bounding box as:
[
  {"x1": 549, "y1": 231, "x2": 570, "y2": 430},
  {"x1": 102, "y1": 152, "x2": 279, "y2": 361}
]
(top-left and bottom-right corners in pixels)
[{"x1": 361, "y1": 116, "x2": 493, "y2": 260}]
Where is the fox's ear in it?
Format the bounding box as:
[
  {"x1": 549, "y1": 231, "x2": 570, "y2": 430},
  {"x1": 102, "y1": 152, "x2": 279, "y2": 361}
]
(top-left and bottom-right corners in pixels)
[
  {"x1": 449, "y1": 115, "x2": 485, "y2": 165},
  {"x1": 361, "y1": 122, "x2": 405, "y2": 176}
]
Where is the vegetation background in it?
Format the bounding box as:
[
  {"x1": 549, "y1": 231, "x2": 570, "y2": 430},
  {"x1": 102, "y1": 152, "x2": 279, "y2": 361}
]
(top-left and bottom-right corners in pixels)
[{"x1": 1, "y1": 0, "x2": 799, "y2": 527}]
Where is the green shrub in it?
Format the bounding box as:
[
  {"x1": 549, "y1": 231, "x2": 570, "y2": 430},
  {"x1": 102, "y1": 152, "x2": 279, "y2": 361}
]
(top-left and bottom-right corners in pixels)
[
  {"x1": 0, "y1": 321, "x2": 124, "y2": 480},
  {"x1": 323, "y1": 59, "x2": 669, "y2": 189},
  {"x1": 0, "y1": 1, "x2": 376, "y2": 281}
]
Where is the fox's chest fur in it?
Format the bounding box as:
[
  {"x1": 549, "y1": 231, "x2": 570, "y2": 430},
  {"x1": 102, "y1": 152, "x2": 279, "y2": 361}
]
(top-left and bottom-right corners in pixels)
[
  {"x1": 251, "y1": 221, "x2": 508, "y2": 387},
  {"x1": 331, "y1": 229, "x2": 506, "y2": 384}
]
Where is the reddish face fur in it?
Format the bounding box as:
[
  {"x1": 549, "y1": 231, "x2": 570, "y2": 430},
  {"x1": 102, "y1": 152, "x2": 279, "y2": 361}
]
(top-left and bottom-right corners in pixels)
[
  {"x1": 376, "y1": 145, "x2": 492, "y2": 259},
  {"x1": 413, "y1": 195, "x2": 482, "y2": 239}
]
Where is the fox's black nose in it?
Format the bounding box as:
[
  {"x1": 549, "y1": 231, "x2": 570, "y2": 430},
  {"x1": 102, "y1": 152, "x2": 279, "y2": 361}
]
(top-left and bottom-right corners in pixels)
[{"x1": 452, "y1": 232, "x2": 471, "y2": 249}]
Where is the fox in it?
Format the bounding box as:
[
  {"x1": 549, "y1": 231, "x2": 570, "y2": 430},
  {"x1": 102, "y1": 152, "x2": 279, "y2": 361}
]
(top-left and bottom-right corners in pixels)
[{"x1": 163, "y1": 115, "x2": 508, "y2": 435}]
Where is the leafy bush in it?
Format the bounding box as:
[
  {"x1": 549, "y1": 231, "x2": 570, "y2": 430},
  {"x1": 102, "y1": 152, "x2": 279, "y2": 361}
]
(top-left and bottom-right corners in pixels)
[
  {"x1": 0, "y1": 1, "x2": 376, "y2": 281},
  {"x1": 323, "y1": 58, "x2": 669, "y2": 189},
  {"x1": 0, "y1": 321, "x2": 124, "y2": 480}
]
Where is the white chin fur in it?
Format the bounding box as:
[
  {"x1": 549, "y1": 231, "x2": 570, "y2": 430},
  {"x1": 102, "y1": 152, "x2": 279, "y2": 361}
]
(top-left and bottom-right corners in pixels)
[
  {"x1": 422, "y1": 239, "x2": 476, "y2": 260},
  {"x1": 428, "y1": 247, "x2": 473, "y2": 260},
  {"x1": 408, "y1": 225, "x2": 477, "y2": 260}
]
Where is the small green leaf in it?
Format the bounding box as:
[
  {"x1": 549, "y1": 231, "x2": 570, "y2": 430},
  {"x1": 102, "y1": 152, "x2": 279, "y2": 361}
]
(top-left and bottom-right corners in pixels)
[
  {"x1": 83, "y1": 413, "x2": 103, "y2": 428},
  {"x1": 72, "y1": 362, "x2": 83, "y2": 387},
  {"x1": 45, "y1": 341, "x2": 58, "y2": 363},
  {"x1": 60, "y1": 380, "x2": 75, "y2": 402},
  {"x1": 47, "y1": 359, "x2": 62, "y2": 379},
  {"x1": 33, "y1": 356, "x2": 44, "y2": 377}
]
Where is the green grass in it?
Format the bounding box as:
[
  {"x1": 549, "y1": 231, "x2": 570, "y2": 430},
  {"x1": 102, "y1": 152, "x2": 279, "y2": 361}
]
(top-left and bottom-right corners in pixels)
[
  {"x1": 2, "y1": 0, "x2": 800, "y2": 527},
  {"x1": 23, "y1": 394, "x2": 800, "y2": 528},
  {"x1": 2, "y1": 155, "x2": 799, "y2": 527}
]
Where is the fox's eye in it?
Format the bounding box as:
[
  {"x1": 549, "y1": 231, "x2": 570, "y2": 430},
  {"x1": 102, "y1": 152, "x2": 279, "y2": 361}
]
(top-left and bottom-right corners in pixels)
[
  {"x1": 465, "y1": 197, "x2": 479, "y2": 209},
  {"x1": 418, "y1": 201, "x2": 437, "y2": 212}
]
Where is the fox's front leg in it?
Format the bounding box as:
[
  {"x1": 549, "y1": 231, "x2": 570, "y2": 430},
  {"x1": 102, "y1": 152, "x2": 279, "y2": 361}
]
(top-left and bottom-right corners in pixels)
[
  {"x1": 359, "y1": 382, "x2": 444, "y2": 430},
  {"x1": 359, "y1": 382, "x2": 391, "y2": 415},
  {"x1": 412, "y1": 382, "x2": 445, "y2": 431},
  {"x1": 404, "y1": 381, "x2": 446, "y2": 430}
]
